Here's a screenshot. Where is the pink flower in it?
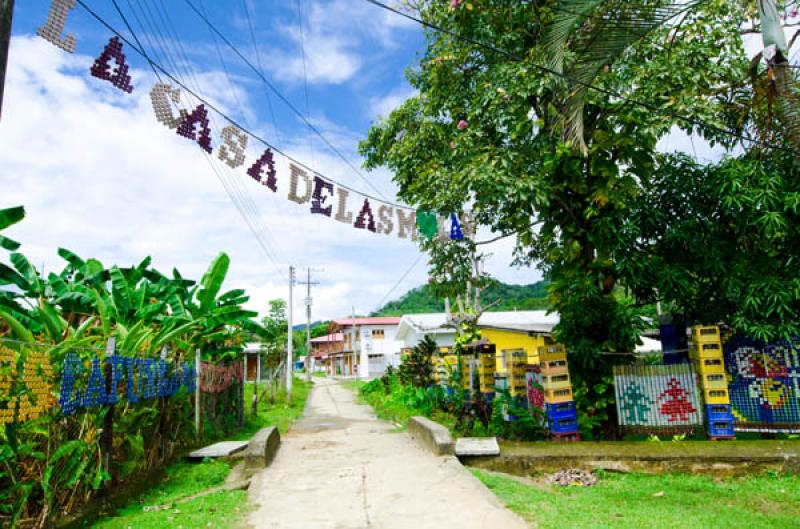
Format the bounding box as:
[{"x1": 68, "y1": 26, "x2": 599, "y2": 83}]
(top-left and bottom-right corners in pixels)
[
  {"x1": 450, "y1": 0, "x2": 462, "y2": 8},
  {"x1": 457, "y1": 119, "x2": 468, "y2": 130}
]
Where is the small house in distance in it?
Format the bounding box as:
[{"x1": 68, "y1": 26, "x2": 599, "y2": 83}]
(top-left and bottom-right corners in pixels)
[
  {"x1": 327, "y1": 317, "x2": 402, "y2": 378},
  {"x1": 309, "y1": 333, "x2": 344, "y2": 374}
]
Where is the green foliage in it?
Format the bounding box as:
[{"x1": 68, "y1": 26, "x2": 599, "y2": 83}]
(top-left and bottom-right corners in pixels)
[
  {"x1": 0, "y1": 213, "x2": 269, "y2": 526},
  {"x1": 358, "y1": 374, "x2": 455, "y2": 430},
  {"x1": 397, "y1": 335, "x2": 436, "y2": 388},
  {"x1": 359, "y1": 0, "x2": 756, "y2": 435},
  {"x1": 374, "y1": 281, "x2": 550, "y2": 315},
  {"x1": 489, "y1": 389, "x2": 546, "y2": 441},
  {"x1": 94, "y1": 377, "x2": 313, "y2": 528},
  {"x1": 0, "y1": 206, "x2": 24, "y2": 251},
  {"x1": 473, "y1": 468, "x2": 800, "y2": 529},
  {"x1": 616, "y1": 152, "x2": 800, "y2": 341},
  {"x1": 93, "y1": 460, "x2": 247, "y2": 529}
]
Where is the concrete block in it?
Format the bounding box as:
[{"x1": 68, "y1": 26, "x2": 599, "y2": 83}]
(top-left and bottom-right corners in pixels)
[
  {"x1": 245, "y1": 426, "x2": 281, "y2": 471},
  {"x1": 188, "y1": 441, "x2": 249, "y2": 460},
  {"x1": 455, "y1": 437, "x2": 500, "y2": 457},
  {"x1": 407, "y1": 416, "x2": 454, "y2": 456}
]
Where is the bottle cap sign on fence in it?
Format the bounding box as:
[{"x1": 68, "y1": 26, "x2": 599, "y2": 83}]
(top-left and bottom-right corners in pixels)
[{"x1": 58, "y1": 353, "x2": 196, "y2": 416}]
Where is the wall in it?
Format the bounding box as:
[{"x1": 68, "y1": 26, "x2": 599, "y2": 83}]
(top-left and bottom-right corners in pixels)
[
  {"x1": 362, "y1": 324, "x2": 403, "y2": 375},
  {"x1": 400, "y1": 331, "x2": 455, "y2": 350}
]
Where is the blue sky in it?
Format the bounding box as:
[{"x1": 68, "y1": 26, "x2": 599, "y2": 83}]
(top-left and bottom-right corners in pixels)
[{"x1": 2, "y1": 0, "x2": 541, "y2": 321}]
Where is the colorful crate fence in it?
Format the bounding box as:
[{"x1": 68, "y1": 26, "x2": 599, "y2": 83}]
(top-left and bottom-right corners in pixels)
[
  {"x1": 723, "y1": 334, "x2": 800, "y2": 433},
  {"x1": 613, "y1": 364, "x2": 703, "y2": 434}
]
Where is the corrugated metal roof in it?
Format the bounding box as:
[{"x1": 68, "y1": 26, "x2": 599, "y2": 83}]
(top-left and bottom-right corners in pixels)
[
  {"x1": 310, "y1": 332, "x2": 344, "y2": 343},
  {"x1": 331, "y1": 317, "x2": 401, "y2": 326},
  {"x1": 396, "y1": 311, "x2": 560, "y2": 340}
]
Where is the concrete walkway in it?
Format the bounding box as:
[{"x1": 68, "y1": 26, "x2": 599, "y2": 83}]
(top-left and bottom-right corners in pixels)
[{"x1": 247, "y1": 378, "x2": 529, "y2": 529}]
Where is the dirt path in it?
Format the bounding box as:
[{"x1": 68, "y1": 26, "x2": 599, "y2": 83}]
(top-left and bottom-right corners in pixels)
[{"x1": 247, "y1": 378, "x2": 530, "y2": 529}]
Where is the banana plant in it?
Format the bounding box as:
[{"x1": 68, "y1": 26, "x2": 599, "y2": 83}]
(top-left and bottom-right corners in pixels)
[{"x1": 0, "y1": 205, "x2": 25, "y2": 251}]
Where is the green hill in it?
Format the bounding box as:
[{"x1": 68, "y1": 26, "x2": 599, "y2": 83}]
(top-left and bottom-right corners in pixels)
[{"x1": 374, "y1": 281, "x2": 551, "y2": 316}]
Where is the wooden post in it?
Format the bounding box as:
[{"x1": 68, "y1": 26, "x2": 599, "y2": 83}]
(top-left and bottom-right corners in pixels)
[
  {"x1": 239, "y1": 355, "x2": 245, "y2": 427},
  {"x1": 158, "y1": 347, "x2": 168, "y2": 461},
  {"x1": 251, "y1": 350, "x2": 261, "y2": 416},
  {"x1": 100, "y1": 337, "x2": 116, "y2": 487},
  {"x1": 194, "y1": 348, "x2": 201, "y2": 439}
]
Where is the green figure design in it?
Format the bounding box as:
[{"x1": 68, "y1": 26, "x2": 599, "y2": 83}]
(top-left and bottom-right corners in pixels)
[{"x1": 622, "y1": 382, "x2": 652, "y2": 423}]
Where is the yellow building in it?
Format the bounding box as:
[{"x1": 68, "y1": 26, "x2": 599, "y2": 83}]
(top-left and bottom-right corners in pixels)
[{"x1": 479, "y1": 326, "x2": 551, "y2": 373}]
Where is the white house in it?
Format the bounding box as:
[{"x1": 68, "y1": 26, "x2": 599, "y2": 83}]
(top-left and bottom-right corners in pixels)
[
  {"x1": 396, "y1": 311, "x2": 562, "y2": 350},
  {"x1": 397, "y1": 310, "x2": 664, "y2": 355},
  {"x1": 329, "y1": 317, "x2": 403, "y2": 378}
]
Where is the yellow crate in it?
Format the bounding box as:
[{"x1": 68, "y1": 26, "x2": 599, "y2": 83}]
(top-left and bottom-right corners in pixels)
[
  {"x1": 542, "y1": 374, "x2": 571, "y2": 387},
  {"x1": 541, "y1": 360, "x2": 569, "y2": 377},
  {"x1": 703, "y1": 387, "x2": 730, "y2": 404},
  {"x1": 544, "y1": 387, "x2": 573, "y2": 403},
  {"x1": 701, "y1": 373, "x2": 728, "y2": 390},
  {"x1": 692, "y1": 325, "x2": 721, "y2": 344},
  {"x1": 538, "y1": 345, "x2": 567, "y2": 363},
  {"x1": 693, "y1": 342, "x2": 724, "y2": 359},
  {"x1": 696, "y1": 357, "x2": 726, "y2": 375}
]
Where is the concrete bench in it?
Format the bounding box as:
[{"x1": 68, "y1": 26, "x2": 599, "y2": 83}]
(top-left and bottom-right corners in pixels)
[
  {"x1": 407, "y1": 416, "x2": 454, "y2": 456},
  {"x1": 244, "y1": 426, "x2": 281, "y2": 472}
]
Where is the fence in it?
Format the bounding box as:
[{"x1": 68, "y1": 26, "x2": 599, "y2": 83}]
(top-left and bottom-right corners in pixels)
[
  {"x1": 613, "y1": 364, "x2": 703, "y2": 435},
  {"x1": 0, "y1": 337, "x2": 258, "y2": 528},
  {"x1": 723, "y1": 334, "x2": 800, "y2": 433}
]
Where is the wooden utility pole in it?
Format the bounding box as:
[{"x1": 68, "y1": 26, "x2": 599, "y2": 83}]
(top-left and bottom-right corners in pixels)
[
  {"x1": 0, "y1": 0, "x2": 15, "y2": 121},
  {"x1": 298, "y1": 268, "x2": 321, "y2": 381},
  {"x1": 286, "y1": 265, "x2": 295, "y2": 402}
]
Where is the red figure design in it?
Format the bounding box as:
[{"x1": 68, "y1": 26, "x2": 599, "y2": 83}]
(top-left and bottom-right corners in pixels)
[{"x1": 657, "y1": 378, "x2": 697, "y2": 422}]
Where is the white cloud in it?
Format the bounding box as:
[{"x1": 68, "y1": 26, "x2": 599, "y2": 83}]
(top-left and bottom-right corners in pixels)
[
  {"x1": 0, "y1": 36, "x2": 435, "y2": 321},
  {"x1": 269, "y1": 0, "x2": 418, "y2": 85},
  {"x1": 369, "y1": 86, "x2": 417, "y2": 120}
]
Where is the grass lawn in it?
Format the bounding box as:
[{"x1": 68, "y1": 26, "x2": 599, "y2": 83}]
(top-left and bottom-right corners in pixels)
[
  {"x1": 93, "y1": 460, "x2": 246, "y2": 529},
  {"x1": 92, "y1": 376, "x2": 312, "y2": 528},
  {"x1": 473, "y1": 468, "x2": 800, "y2": 529}
]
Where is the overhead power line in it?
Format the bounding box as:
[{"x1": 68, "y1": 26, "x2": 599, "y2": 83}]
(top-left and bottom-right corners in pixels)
[
  {"x1": 373, "y1": 251, "x2": 424, "y2": 313},
  {"x1": 181, "y1": 0, "x2": 391, "y2": 202},
  {"x1": 74, "y1": 0, "x2": 413, "y2": 212},
  {"x1": 363, "y1": 0, "x2": 797, "y2": 157},
  {"x1": 116, "y1": 0, "x2": 288, "y2": 280}
]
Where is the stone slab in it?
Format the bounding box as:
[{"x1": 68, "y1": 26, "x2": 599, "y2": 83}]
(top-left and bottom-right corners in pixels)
[
  {"x1": 407, "y1": 416, "x2": 454, "y2": 456},
  {"x1": 188, "y1": 441, "x2": 249, "y2": 459},
  {"x1": 244, "y1": 426, "x2": 281, "y2": 473},
  {"x1": 455, "y1": 437, "x2": 500, "y2": 457}
]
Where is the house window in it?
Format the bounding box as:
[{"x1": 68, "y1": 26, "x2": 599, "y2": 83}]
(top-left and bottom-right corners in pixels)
[{"x1": 372, "y1": 329, "x2": 385, "y2": 340}]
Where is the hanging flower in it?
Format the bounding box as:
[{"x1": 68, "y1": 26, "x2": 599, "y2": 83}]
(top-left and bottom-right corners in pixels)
[
  {"x1": 449, "y1": 0, "x2": 462, "y2": 9},
  {"x1": 457, "y1": 119, "x2": 468, "y2": 130}
]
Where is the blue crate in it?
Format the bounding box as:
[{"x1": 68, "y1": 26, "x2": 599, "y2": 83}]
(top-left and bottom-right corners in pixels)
[
  {"x1": 708, "y1": 419, "x2": 735, "y2": 438},
  {"x1": 545, "y1": 401, "x2": 576, "y2": 419},
  {"x1": 706, "y1": 404, "x2": 733, "y2": 422},
  {"x1": 549, "y1": 416, "x2": 579, "y2": 434}
]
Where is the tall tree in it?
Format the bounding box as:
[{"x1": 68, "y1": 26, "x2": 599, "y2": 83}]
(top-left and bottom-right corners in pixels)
[{"x1": 361, "y1": 0, "x2": 749, "y2": 435}]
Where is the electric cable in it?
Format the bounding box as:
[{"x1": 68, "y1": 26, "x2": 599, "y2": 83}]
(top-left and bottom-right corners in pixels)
[
  {"x1": 76, "y1": 0, "x2": 414, "y2": 212},
  {"x1": 372, "y1": 251, "x2": 425, "y2": 313},
  {"x1": 126, "y1": 0, "x2": 288, "y2": 279},
  {"x1": 181, "y1": 0, "x2": 391, "y2": 201}
]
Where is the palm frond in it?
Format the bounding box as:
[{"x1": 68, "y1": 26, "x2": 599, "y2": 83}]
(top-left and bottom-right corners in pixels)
[{"x1": 543, "y1": 1, "x2": 704, "y2": 153}]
